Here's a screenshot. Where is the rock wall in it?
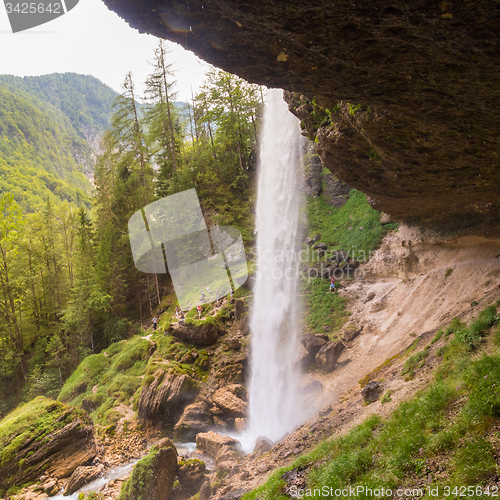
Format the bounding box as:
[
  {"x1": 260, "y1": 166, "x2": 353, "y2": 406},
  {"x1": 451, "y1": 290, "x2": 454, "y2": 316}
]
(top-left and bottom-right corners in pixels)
[{"x1": 102, "y1": 0, "x2": 500, "y2": 233}]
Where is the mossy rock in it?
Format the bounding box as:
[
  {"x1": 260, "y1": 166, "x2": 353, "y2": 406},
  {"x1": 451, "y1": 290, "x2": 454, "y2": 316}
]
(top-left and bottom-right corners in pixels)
[
  {"x1": 0, "y1": 397, "x2": 95, "y2": 491},
  {"x1": 118, "y1": 439, "x2": 178, "y2": 500}
]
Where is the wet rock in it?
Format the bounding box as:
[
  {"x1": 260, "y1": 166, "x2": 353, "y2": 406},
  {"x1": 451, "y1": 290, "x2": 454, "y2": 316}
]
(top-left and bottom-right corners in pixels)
[
  {"x1": 199, "y1": 480, "x2": 212, "y2": 500},
  {"x1": 196, "y1": 431, "x2": 240, "y2": 458},
  {"x1": 313, "y1": 233, "x2": 321, "y2": 242},
  {"x1": 361, "y1": 381, "x2": 383, "y2": 402},
  {"x1": 219, "y1": 489, "x2": 248, "y2": 500},
  {"x1": 305, "y1": 237, "x2": 314, "y2": 246},
  {"x1": 303, "y1": 152, "x2": 322, "y2": 197},
  {"x1": 176, "y1": 458, "x2": 206, "y2": 498},
  {"x1": 253, "y1": 436, "x2": 273, "y2": 456},
  {"x1": 138, "y1": 370, "x2": 199, "y2": 424},
  {"x1": 170, "y1": 321, "x2": 220, "y2": 346},
  {"x1": 281, "y1": 467, "x2": 307, "y2": 496},
  {"x1": 64, "y1": 464, "x2": 104, "y2": 495},
  {"x1": 173, "y1": 402, "x2": 211, "y2": 442},
  {"x1": 316, "y1": 341, "x2": 345, "y2": 372},
  {"x1": 323, "y1": 175, "x2": 351, "y2": 208},
  {"x1": 212, "y1": 385, "x2": 248, "y2": 418},
  {"x1": 234, "y1": 417, "x2": 247, "y2": 433},
  {"x1": 118, "y1": 438, "x2": 178, "y2": 500}
]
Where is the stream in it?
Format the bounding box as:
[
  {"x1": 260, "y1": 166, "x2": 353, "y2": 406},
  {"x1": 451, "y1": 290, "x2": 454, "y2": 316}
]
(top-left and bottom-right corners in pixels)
[{"x1": 50, "y1": 442, "x2": 212, "y2": 499}]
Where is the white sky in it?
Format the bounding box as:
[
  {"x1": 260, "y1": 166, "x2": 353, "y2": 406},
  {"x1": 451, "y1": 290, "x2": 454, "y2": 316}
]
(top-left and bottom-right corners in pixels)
[{"x1": 0, "y1": 0, "x2": 211, "y2": 102}]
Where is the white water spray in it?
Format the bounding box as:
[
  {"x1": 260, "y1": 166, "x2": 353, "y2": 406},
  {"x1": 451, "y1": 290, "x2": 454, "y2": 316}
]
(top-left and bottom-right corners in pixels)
[{"x1": 245, "y1": 89, "x2": 304, "y2": 450}]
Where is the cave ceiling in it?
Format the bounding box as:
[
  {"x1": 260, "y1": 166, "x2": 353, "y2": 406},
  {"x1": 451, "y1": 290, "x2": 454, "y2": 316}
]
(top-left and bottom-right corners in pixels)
[{"x1": 103, "y1": 0, "x2": 500, "y2": 233}]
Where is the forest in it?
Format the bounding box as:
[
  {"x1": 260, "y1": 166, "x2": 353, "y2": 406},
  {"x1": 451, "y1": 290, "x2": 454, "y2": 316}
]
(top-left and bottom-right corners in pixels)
[{"x1": 0, "y1": 41, "x2": 263, "y2": 416}]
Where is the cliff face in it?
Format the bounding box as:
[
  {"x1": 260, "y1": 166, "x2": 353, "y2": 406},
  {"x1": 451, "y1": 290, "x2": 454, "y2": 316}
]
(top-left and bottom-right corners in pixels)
[{"x1": 102, "y1": 0, "x2": 500, "y2": 232}]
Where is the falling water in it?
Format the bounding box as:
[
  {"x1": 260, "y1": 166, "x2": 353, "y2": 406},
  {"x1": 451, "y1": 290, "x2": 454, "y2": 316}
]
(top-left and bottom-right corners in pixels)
[{"x1": 245, "y1": 88, "x2": 304, "y2": 450}]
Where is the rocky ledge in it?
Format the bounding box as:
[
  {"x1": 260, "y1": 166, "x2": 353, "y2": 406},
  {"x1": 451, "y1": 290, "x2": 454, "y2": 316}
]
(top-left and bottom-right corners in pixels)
[{"x1": 102, "y1": 0, "x2": 500, "y2": 233}]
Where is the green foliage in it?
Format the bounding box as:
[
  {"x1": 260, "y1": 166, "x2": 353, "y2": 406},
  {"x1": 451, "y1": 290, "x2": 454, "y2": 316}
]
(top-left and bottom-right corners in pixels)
[
  {"x1": 401, "y1": 346, "x2": 429, "y2": 380},
  {"x1": 451, "y1": 438, "x2": 496, "y2": 485},
  {"x1": 380, "y1": 389, "x2": 393, "y2": 404},
  {"x1": 0, "y1": 85, "x2": 91, "y2": 212},
  {"x1": 306, "y1": 190, "x2": 387, "y2": 259},
  {"x1": 303, "y1": 278, "x2": 348, "y2": 337}
]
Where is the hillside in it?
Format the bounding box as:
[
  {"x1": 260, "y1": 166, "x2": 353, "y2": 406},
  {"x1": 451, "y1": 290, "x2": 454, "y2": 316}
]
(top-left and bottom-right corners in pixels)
[{"x1": 0, "y1": 73, "x2": 118, "y2": 171}]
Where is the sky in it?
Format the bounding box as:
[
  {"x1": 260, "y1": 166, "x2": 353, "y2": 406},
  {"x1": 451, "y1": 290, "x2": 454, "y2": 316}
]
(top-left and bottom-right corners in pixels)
[{"x1": 0, "y1": 0, "x2": 211, "y2": 102}]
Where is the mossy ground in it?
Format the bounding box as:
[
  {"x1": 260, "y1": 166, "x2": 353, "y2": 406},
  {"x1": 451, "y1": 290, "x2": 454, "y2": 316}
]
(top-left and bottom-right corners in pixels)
[
  {"x1": 242, "y1": 302, "x2": 500, "y2": 500},
  {"x1": 0, "y1": 396, "x2": 87, "y2": 494}
]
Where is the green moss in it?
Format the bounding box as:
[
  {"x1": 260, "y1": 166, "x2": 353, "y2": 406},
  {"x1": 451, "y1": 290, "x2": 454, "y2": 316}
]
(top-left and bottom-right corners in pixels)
[
  {"x1": 0, "y1": 397, "x2": 87, "y2": 469},
  {"x1": 111, "y1": 336, "x2": 153, "y2": 372},
  {"x1": 303, "y1": 278, "x2": 349, "y2": 337},
  {"x1": 118, "y1": 446, "x2": 158, "y2": 500},
  {"x1": 58, "y1": 354, "x2": 110, "y2": 403}
]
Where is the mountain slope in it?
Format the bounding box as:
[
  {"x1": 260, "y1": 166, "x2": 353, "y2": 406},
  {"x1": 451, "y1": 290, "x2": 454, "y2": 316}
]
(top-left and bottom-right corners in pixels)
[
  {"x1": 0, "y1": 73, "x2": 118, "y2": 174},
  {"x1": 0, "y1": 86, "x2": 91, "y2": 211}
]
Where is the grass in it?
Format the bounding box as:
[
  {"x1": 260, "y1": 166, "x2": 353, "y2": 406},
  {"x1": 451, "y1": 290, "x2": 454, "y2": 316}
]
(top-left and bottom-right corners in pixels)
[
  {"x1": 306, "y1": 189, "x2": 391, "y2": 260},
  {"x1": 401, "y1": 346, "x2": 430, "y2": 380},
  {"x1": 58, "y1": 354, "x2": 110, "y2": 403},
  {"x1": 242, "y1": 303, "x2": 500, "y2": 499},
  {"x1": 303, "y1": 278, "x2": 349, "y2": 337},
  {"x1": 0, "y1": 396, "x2": 88, "y2": 487}
]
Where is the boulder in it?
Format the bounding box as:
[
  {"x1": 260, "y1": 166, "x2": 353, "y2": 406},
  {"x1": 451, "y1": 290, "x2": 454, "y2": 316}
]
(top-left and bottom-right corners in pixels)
[
  {"x1": 361, "y1": 381, "x2": 383, "y2": 402},
  {"x1": 316, "y1": 341, "x2": 345, "y2": 372},
  {"x1": 323, "y1": 175, "x2": 351, "y2": 208},
  {"x1": 173, "y1": 402, "x2": 211, "y2": 441},
  {"x1": 63, "y1": 464, "x2": 104, "y2": 495},
  {"x1": 170, "y1": 321, "x2": 220, "y2": 346},
  {"x1": 0, "y1": 397, "x2": 96, "y2": 490},
  {"x1": 138, "y1": 369, "x2": 199, "y2": 423},
  {"x1": 219, "y1": 489, "x2": 248, "y2": 500},
  {"x1": 234, "y1": 418, "x2": 247, "y2": 433},
  {"x1": 199, "y1": 480, "x2": 212, "y2": 500},
  {"x1": 118, "y1": 438, "x2": 178, "y2": 500},
  {"x1": 216, "y1": 444, "x2": 242, "y2": 466},
  {"x1": 237, "y1": 316, "x2": 250, "y2": 336},
  {"x1": 196, "y1": 431, "x2": 240, "y2": 458},
  {"x1": 234, "y1": 299, "x2": 246, "y2": 321},
  {"x1": 212, "y1": 385, "x2": 247, "y2": 418},
  {"x1": 305, "y1": 237, "x2": 314, "y2": 246},
  {"x1": 342, "y1": 324, "x2": 363, "y2": 342},
  {"x1": 281, "y1": 468, "x2": 307, "y2": 496},
  {"x1": 174, "y1": 458, "x2": 206, "y2": 498},
  {"x1": 313, "y1": 242, "x2": 328, "y2": 250},
  {"x1": 302, "y1": 334, "x2": 327, "y2": 357},
  {"x1": 253, "y1": 436, "x2": 273, "y2": 456}
]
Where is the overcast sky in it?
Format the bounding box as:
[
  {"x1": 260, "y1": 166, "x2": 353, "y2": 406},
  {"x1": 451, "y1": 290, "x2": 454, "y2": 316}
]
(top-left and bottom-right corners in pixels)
[{"x1": 0, "y1": 0, "x2": 210, "y2": 102}]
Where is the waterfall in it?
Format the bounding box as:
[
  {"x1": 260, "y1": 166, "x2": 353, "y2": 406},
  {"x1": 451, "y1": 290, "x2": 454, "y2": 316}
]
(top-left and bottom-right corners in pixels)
[{"x1": 245, "y1": 88, "x2": 304, "y2": 450}]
